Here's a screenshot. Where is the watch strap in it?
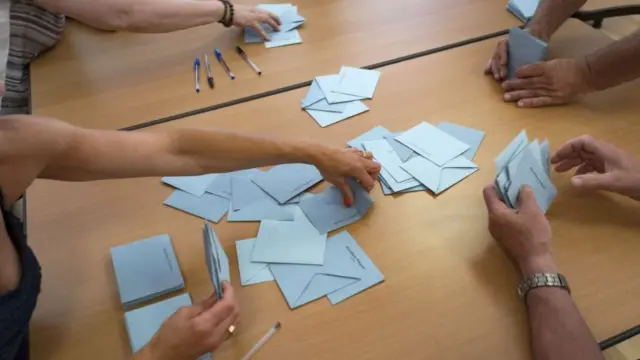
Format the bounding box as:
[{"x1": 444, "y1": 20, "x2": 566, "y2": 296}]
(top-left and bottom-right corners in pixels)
[{"x1": 518, "y1": 273, "x2": 570, "y2": 300}]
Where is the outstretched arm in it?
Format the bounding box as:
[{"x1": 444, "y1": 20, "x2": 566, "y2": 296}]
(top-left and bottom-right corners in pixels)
[{"x1": 527, "y1": 0, "x2": 588, "y2": 41}]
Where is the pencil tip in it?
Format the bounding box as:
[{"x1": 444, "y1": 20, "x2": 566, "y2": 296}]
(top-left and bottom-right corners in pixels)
[{"x1": 274, "y1": 321, "x2": 281, "y2": 330}]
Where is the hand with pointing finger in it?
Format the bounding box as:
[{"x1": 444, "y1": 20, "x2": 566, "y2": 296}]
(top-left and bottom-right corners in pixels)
[
  {"x1": 551, "y1": 135, "x2": 640, "y2": 200},
  {"x1": 502, "y1": 58, "x2": 594, "y2": 108},
  {"x1": 313, "y1": 147, "x2": 381, "y2": 207}
]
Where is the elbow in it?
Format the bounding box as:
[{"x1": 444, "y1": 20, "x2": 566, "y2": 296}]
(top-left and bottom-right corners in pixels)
[{"x1": 99, "y1": 4, "x2": 148, "y2": 32}]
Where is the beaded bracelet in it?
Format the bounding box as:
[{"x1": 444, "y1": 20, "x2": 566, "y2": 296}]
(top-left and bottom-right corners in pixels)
[{"x1": 218, "y1": 0, "x2": 234, "y2": 28}]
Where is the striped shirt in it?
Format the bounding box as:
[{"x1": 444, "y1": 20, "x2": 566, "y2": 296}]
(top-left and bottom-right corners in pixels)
[{"x1": 1, "y1": 0, "x2": 65, "y2": 116}]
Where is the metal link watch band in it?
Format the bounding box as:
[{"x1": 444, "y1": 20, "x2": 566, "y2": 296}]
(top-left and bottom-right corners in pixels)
[{"x1": 517, "y1": 273, "x2": 571, "y2": 300}]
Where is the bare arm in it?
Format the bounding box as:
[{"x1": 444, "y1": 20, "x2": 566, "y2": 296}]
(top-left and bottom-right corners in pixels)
[
  {"x1": 583, "y1": 29, "x2": 640, "y2": 91},
  {"x1": 527, "y1": 0, "x2": 588, "y2": 41},
  {"x1": 35, "y1": 0, "x2": 226, "y2": 32},
  {"x1": 0, "y1": 115, "x2": 380, "y2": 204}
]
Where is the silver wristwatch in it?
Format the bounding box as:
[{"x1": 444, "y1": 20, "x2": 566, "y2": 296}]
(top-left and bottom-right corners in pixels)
[{"x1": 517, "y1": 273, "x2": 571, "y2": 300}]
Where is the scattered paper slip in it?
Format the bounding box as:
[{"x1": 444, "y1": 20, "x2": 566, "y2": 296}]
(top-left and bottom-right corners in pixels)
[
  {"x1": 164, "y1": 190, "x2": 229, "y2": 223},
  {"x1": 251, "y1": 163, "x2": 323, "y2": 204},
  {"x1": 162, "y1": 174, "x2": 218, "y2": 197}
]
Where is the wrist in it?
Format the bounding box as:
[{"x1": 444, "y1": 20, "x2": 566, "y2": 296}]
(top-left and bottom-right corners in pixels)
[
  {"x1": 525, "y1": 24, "x2": 551, "y2": 42},
  {"x1": 132, "y1": 345, "x2": 154, "y2": 360},
  {"x1": 518, "y1": 255, "x2": 558, "y2": 277},
  {"x1": 575, "y1": 56, "x2": 596, "y2": 93}
]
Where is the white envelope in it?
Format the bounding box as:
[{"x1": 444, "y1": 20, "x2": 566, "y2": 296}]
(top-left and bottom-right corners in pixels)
[{"x1": 401, "y1": 156, "x2": 479, "y2": 194}]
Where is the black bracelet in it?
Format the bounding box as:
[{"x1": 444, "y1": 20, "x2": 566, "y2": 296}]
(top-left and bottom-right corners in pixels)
[
  {"x1": 226, "y1": 1, "x2": 234, "y2": 28},
  {"x1": 218, "y1": 0, "x2": 228, "y2": 25},
  {"x1": 218, "y1": 0, "x2": 234, "y2": 27}
]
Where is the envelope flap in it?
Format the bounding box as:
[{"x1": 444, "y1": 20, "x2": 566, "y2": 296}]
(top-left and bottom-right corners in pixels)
[{"x1": 443, "y1": 156, "x2": 478, "y2": 169}]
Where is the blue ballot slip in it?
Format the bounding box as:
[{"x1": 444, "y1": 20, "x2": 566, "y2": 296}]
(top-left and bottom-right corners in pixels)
[
  {"x1": 251, "y1": 207, "x2": 327, "y2": 265},
  {"x1": 540, "y1": 139, "x2": 551, "y2": 176},
  {"x1": 395, "y1": 122, "x2": 470, "y2": 166},
  {"x1": 301, "y1": 80, "x2": 326, "y2": 108},
  {"x1": 436, "y1": 122, "x2": 485, "y2": 161},
  {"x1": 298, "y1": 179, "x2": 374, "y2": 233},
  {"x1": 383, "y1": 133, "x2": 415, "y2": 162},
  {"x1": 495, "y1": 130, "x2": 528, "y2": 173},
  {"x1": 315, "y1": 74, "x2": 368, "y2": 104},
  {"x1": 507, "y1": 27, "x2": 548, "y2": 80},
  {"x1": 227, "y1": 198, "x2": 295, "y2": 222},
  {"x1": 401, "y1": 155, "x2": 479, "y2": 195},
  {"x1": 380, "y1": 179, "x2": 427, "y2": 195},
  {"x1": 111, "y1": 234, "x2": 185, "y2": 308},
  {"x1": 204, "y1": 223, "x2": 230, "y2": 299},
  {"x1": 306, "y1": 100, "x2": 369, "y2": 128},
  {"x1": 507, "y1": 0, "x2": 540, "y2": 22},
  {"x1": 304, "y1": 98, "x2": 348, "y2": 113},
  {"x1": 265, "y1": 30, "x2": 303, "y2": 48},
  {"x1": 236, "y1": 238, "x2": 274, "y2": 286},
  {"x1": 347, "y1": 125, "x2": 392, "y2": 150},
  {"x1": 506, "y1": 145, "x2": 557, "y2": 213},
  {"x1": 333, "y1": 66, "x2": 381, "y2": 99},
  {"x1": 162, "y1": 174, "x2": 217, "y2": 197},
  {"x1": 326, "y1": 231, "x2": 385, "y2": 304},
  {"x1": 363, "y1": 139, "x2": 413, "y2": 182},
  {"x1": 164, "y1": 190, "x2": 229, "y2": 223},
  {"x1": 268, "y1": 231, "x2": 364, "y2": 308},
  {"x1": 251, "y1": 163, "x2": 323, "y2": 204}
]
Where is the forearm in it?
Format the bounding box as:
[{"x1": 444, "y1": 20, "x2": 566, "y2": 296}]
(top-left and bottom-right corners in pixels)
[
  {"x1": 42, "y1": 127, "x2": 324, "y2": 181},
  {"x1": 520, "y1": 258, "x2": 604, "y2": 360},
  {"x1": 37, "y1": 0, "x2": 225, "y2": 33},
  {"x1": 583, "y1": 29, "x2": 640, "y2": 91},
  {"x1": 527, "y1": 0, "x2": 587, "y2": 41}
]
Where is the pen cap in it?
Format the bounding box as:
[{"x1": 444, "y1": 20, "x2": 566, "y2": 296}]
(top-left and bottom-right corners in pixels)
[
  {"x1": 194, "y1": 57, "x2": 200, "y2": 69},
  {"x1": 214, "y1": 48, "x2": 223, "y2": 60}
]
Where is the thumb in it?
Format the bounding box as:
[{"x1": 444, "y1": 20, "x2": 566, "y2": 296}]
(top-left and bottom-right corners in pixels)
[
  {"x1": 518, "y1": 185, "x2": 541, "y2": 212},
  {"x1": 336, "y1": 180, "x2": 354, "y2": 207},
  {"x1": 571, "y1": 173, "x2": 616, "y2": 191}
]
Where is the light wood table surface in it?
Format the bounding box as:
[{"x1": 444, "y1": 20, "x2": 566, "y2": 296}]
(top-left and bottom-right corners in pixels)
[
  {"x1": 29, "y1": 0, "x2": 519, "y2": 130},
  {"x1": 27, "y1": 19, "x2": 640, "y2": 360}
]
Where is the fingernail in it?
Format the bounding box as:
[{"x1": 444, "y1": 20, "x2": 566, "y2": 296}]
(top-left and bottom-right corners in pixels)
[
  {"x1": 344, "y1": 197, "x2": 352, "y2": 207},
  {"x1": 571, "y1": 177, "x2": 582, "y2": 187},
  {"x1": 504, "y1": 93, "x2": 511, "y2": 101},
  {"x1": 517, "y1": 101, "x2": 524, "y2": 108}
]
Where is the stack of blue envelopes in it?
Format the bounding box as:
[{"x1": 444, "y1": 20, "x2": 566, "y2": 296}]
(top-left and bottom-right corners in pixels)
[
  {"x1": 244, "y1": 4, "x2": 305, "y2": 48},
  {"x1": 494, "y1": 130, "x2": 556, "y2": 213},
  {"x1": 507, "y1": 27, "x2": 548, "y2": 80},
  {"x1": 162, "y1": 164, "x2": 323, "y2": 223},
  {"x1": 348, "y1": 121, "x2": 485, "y2": 196},
  {"x1": 124, "y1": 293, "x2": 211, "y2": 360},
  {"x1": 507, "y1": 0, "x2": 540, "y2": 23},
  {"x1": 111, "y1": 234, "x2": 185, "y2": 309},
  {"x1": 301, "y1": 66, "x2": 381, "y2": 127}
]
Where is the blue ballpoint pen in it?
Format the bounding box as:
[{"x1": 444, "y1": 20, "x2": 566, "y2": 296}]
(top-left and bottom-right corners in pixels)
[
  {"x1": 214, "y1": 48, "x2": 236, "y2": 80},
  {"x1": 194, "y1": 56, "x2": 201, "y2": 93}
]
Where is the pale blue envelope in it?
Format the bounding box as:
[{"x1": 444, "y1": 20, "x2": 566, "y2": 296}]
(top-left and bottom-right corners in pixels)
[
  {"x1": 162, "y1": 174, "x2": 217, "y2": 197},
  {"x1": 326, "y1": 231, "x2": 384, "y2": 304},
  {"x1": 508, "y1": 27, "x2": 548, "y2": 79},
  {"x1": 395, "y1": 122, "x2": 470, "y2": 166},
  {"x1": 507, "y1": 139, "x2": 541, "y2": 180},
  {"x1": 301, "y1": 80, "x2": 326, "y2": 108},
  {"x1": 333, "y1": 66, "x2": 381, "y2": 98},
  {"x1": 111, "y1": 234, "x2": 185, "y2": 308},
  {"x1": 401, "y1": 155, "x2": 479, "y2": 194},
  {"x1": 231, "y1": 176, "x2": 272, "y2": 211},
  {"x1": 236, "y1": 238, "x2": 274, "y2": 286},
  {"x1": 384, "y1": 133, "x2": 415, "y2": 162},
  {"x1": 298, "y1": 179, "x2": 374, "y2": 233},
  {"x1": 540, "y1": 139, "x2": 550, "y2": 176},
  {"x1": 304, "y1": 99, "x2": 347, "y2": 113},
  {"x1": 507, "y1": 0, "x2": 540, "y2": 22},
  {"x1": 347, "y1": 125, "x2": 392, "y2": 150},
  {"x1": 437, "y1": 122, "x2": 485, "y2": 160},
  {"x1": 380, "y1": 179, "x2": 427, "y2": 195},
  {"x1": 251, "y1": 163, "x2": 323, "y2": 204},
  {"x1": 316, "y1": 74, "x2": 368, "y2": 104},
  {"x1": 164, "y1": 190, "x2": 229, "y2": 223},
  {"x1": 363, "y1": 139, "x2": 412, "y2": 182},
  {"x1": 227, "y1": 198, "x2": 295, "y2": 222},
  {"x1": 495, "y1": 130, "x2": 528, "y2": 173},
  {"x1": 265, "y1": 30, "x2": 302, "y2": 48},
  {"x1": 268, "y1": 232, "x2": 363, "y2": 308},
  {"x1": 306, "y1": 100, "x2": 369, "y2": 128},
  {"x1": 506, "y1": 146, "x2": 557, "y2": 213},
  {"x1": 378, "y1": 166, "x2": 422, "y2": 193},
  {"x1": 251, "y1": 209, "x2": 327, "y2": 265},
  {"x1": 204, "y1": 223, "x2": 230, "y2": 300},
  {"x1": 205, "y1": 169, "x2": 261, "y2": 199}
]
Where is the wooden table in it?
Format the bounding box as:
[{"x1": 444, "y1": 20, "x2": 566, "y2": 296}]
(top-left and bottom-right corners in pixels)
[
  {"x1": 27, "y1": 19, "x2": 640, "y2": 360},
  {"x1": 29, "y1": 0, "x2": 519, "y2": 130}
]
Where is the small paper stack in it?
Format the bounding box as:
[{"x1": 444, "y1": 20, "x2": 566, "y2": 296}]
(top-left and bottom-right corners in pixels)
[
  {"x1": 507, "y1": 0, "x2": 540, "y2": 23},
  {"x1": 348, "y1": 121, "x2": 485, "y2": 196},
  {"x1": 507, "y1": 27, "x2": 548, "y2": 79},
  {"x1": 163, "y1": 164, "x2": 323, "y2": 223},
  {"x1": 494, "y1": 130, "x2": 556, "y2": 213},
  {"x1": 111, "y1": 234, "x2": 185, "y2": 309},
  {"x1": 244, "y1": 4, "x2": 305, "y2": 48},
  {"x1": 301, "y1": 66, "x2": 381, "y2": 127}
]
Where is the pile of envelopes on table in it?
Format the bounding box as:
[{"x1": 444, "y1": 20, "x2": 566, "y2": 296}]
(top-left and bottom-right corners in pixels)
[
  {"x1": 244, "y1": 3, "x2": 305, "y2": 48},
  {"x1": 507, "y1": 27, "x2": 548, "y2": 80},
  {"x1": 348, "y1": 121, "x2": 485, "y2": 196},
  {"x1": 111, "y1": 234, "x2": 212, "y2": 359},
  {"x1": 494, "y1": 130, "x2": 556, "y2": 213},
  {"x1": 507, "y1": 0, "x2": 540, "y2": 23},
  {"x1": 301, "y1": 66, "x2": 381, "y2": 127}
]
